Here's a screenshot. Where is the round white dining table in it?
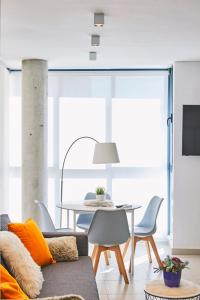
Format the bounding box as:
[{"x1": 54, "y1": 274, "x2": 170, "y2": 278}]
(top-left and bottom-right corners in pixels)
[{"x1": 57, "y1": 202, "x2": 141, "y2": 276}]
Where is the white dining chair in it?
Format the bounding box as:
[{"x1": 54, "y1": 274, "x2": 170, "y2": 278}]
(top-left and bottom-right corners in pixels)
[
  {"x1": 34, "y1": 200, "x2": 72, "y2": 232},
  {"x1": 123, "y1": 196, "x2": 163, "y2": 271}
]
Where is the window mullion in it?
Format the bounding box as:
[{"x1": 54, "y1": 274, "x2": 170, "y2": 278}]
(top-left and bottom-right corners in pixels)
[
  {"x1": 105, "y1": 76, "x2": 115, "y2": 197},
  {"x1": 54, "y1": 85, "x2": 61, "y2": 227}
]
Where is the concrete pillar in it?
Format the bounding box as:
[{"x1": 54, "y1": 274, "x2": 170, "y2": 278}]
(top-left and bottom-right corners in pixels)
[{"x1": 22, "y1": 59, "x2": 48, "y2": 222}]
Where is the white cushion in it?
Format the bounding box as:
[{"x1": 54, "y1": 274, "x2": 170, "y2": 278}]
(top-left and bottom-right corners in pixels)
[{"x1": 0, "y1": 231, "x2": 44, "y2": 298}]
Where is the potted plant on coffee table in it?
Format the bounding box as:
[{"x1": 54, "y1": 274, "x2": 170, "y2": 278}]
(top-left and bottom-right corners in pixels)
[
  {"x1": 154, "y1": 255, "x2": 189, "y2": 287},
  {"x1": 95, "y1": 187, "x2": 105, "y2": 201}
]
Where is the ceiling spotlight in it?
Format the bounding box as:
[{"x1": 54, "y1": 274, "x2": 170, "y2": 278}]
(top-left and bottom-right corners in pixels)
[
  {"x1": 91, "y1": 35, "x2": 100, "y2": 46},
  {"x1": 94, "y1": 13, "x2": 104, "y2": 27},
  {"x1": 89, "y1": 52, "x2": 97, "y2": 61}
]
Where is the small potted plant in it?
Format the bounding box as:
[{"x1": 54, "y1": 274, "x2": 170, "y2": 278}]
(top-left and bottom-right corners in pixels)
[
  {"x1": 95, "y1": 187, "x2": 105, "y2": 201},
  {"x1": 154, "y1": 255, "x2": 189, "y2": 287}
]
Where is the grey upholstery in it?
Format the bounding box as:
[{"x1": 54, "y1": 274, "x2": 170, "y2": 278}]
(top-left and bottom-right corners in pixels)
[
  {"x1": 0, "y1": 214, "x2": 10, "y2": 268},
  {"x1": 88, "y1": 209, "x2": 130, "y2": 246},
  {"x1": 0, "y1": 215, "x2": 11, "y2": 269},
  {"x1": 0, "y1": 214, "x2": 99, "y2": 300},
  {"x1": 134, "y1": 196, "x2": 164, "y2": 236},
  {"x1": 0, "y1": 214, "x2": 11, "y2": 231},
  {"x1": 35, "y1": 200, "x2": 71, "y2": 232},
  {"x1": 77, "y1": 192, "x2": 111, "y2": 231},
  {"x1": 40, "y1": 257, "x2": 99, "y2": 300},
  {"x1": 41, "y1": 232, "x2": 98, "y2": 299}
]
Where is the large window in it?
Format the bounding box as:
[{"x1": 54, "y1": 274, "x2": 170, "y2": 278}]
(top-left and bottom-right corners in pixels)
[
  {"x1": 9, "y1": 71, "x2": 169, "y2": 238},
  {"x1": 59, "y1": 97, "x2": 105, "y2": 169}
]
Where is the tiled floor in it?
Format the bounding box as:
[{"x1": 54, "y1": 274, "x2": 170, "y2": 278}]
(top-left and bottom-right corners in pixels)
[{"x1": 90, "y1": 241, "x2": 200, "y2": 300}]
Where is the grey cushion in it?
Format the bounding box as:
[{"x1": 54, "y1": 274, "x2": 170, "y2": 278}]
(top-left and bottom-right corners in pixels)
[
  {"x1": 0, "y1": 214, "x2": 11, "y2": 231},
  {"x1": 39, "y1": 257, "x2": 99, "y2": 300}
]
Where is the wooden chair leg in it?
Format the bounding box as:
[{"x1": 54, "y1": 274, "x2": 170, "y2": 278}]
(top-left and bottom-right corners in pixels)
[
  {"x1": 91, "y1": 245, "x2": 98, "y2": 263},
  {"x1": 148, "y1": 236, "x2": 162, "y2": 267},
  {"x1": 116, "y1": 246, "x2": 129, "y2": 284},
  {"x1": 123, "y1": 237, "x2": 131, "y2": 258},
  {"x1": 145, "y1": 241, "x2": 152, "y2": 263},
  {"x1": 93, "y1": 246, "x2": 102, "y2": 275},
  {"x1": 114, "y1": 248, "x2": 122, "y2": 275},
  {"x1": 104, "y1": 250, "x2": 110, "y2": 266},
  {"x1": 92, "y1": 246, "x2": 109, "y2": 266},
  {"x1": 129, "y1": 237, "x2": 137, "y2": 273}
]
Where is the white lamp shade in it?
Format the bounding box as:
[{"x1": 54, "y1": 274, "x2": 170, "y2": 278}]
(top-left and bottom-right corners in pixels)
[{"x1": 93, "y1": 143, "x2": 120, "y2": 164}]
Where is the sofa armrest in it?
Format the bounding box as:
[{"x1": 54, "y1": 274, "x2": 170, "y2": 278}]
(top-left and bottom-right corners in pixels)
[{"x1": 43, "y1": 231, "x2": 88, "y2": 256}]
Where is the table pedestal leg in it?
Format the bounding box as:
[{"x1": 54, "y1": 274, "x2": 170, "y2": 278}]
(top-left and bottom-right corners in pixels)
[
  {"x1": 73, "y1": 211, "x2": 76, "y2": 231},
  {"x1": 67, "y1": 209, "x2": 69, "y2": 228},
  {"x1": 130, "y1": 210, "x2": 135, "y2": 276},
  {"x1": 60, "y1": 208, "x2": 62, "y2": 228}
]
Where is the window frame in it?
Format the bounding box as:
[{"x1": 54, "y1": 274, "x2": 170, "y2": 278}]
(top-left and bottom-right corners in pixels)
[
  {"x1": 47, "y1": 71, "x2": 169, "y2": 230},
  {"x1": 9, "y1": 70, "x2": 170, "y2": 235}
]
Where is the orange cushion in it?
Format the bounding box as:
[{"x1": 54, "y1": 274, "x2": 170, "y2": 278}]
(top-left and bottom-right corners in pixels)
[
  {"x1": 0, "y1": 264, "x2": 28, "y2": 300},
  {"x1": 8, "y1": 218, "x2": 54, "y2": 266}
]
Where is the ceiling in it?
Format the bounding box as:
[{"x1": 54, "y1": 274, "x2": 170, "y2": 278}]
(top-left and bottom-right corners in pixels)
[{"x1": 1, "y1": 0, "x2": 200, "y2": 69}]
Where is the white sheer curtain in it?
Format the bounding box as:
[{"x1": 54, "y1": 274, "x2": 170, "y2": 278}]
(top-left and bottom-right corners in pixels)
[
  {"x1": 0, "y1": 64, "x2": 9, "y2": 214},
  {"x1": 8, "y1": 70, "x2": 169, "y2": 238},
  {"x1": 8, "y1": 71, "x2": 22, "y2": 220}
]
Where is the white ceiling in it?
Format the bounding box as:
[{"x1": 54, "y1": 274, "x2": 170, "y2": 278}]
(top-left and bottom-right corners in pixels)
[{"x1": 1, "y1": 0, "x2": 200, "y2": 69}]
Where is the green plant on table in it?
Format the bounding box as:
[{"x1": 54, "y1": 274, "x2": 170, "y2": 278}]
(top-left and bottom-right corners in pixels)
[{"x1": 95, "y1": 187, "x2": 105, "y2": 195}]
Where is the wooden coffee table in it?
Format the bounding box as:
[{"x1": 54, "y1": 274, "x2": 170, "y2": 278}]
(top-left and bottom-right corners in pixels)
[{"x1": 144, "y1": 279, "x2": 200, "y2": 299}]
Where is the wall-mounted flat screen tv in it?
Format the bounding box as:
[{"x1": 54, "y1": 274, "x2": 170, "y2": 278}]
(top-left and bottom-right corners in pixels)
[{"x1": 182, "y1": 105, "x2": 200, "y2": 156}]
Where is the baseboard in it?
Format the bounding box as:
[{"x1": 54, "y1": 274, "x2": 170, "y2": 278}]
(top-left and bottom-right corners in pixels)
[{"x1": 172, "y1": 248, "x2": 200, "y2": 255}]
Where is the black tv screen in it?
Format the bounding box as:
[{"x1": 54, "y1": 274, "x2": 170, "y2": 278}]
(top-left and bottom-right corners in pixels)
[{"x1": 182, "y1": 105, "x2": 200, "y2": 156}]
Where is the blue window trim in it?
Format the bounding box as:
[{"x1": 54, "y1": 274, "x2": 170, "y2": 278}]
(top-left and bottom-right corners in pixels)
[
  {"x1": 167, "y1": 67, "x2": 173, "y2": 235},
  {"x1": 9, "y1": 66, "x2": 173, "y2": 234},
  {"x1": 8, "y1": 67, "x2": 172, "y2": 72}
]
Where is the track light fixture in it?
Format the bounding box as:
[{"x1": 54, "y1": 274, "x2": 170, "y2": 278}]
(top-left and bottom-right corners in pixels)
[
  {"x1": 94, "y1": 13, "x2": 104, "y2": 27},
  {"x1": 89, "y1": 12, "x2": 104, "y2": 60},
  {"x1": 89, "y1": 52, "x2": 97, "y2": 61},
  {"x1": 91, "y1": 35, "x2": 100, "y2": 46}
]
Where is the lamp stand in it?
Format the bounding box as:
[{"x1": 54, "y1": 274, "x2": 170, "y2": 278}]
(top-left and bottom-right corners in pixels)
[{"x1": 60, "y1": 136, "x2": 99, "y2": 227}]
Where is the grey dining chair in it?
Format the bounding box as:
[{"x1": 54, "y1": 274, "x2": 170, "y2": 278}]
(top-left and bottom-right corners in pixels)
[
  {"x1": 76, "y1": 192, "x2": 111, "y2": 231},
  {"x1": 88, "y1": 209, "x2": 130, "y2": 284},
  {"x1": 34, "y1": 200, "x2": 72, "y2": 232},
  {"x1": 77, "y1": 192, "x2": 112, "y2": 265},
  {"x1": 123, "y1": 196, "x2": 163, "y2": 270}
]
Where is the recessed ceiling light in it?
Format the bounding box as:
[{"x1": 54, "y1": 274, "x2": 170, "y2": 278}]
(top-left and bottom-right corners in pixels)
[
  {"x1": 94, "y1": 13, "x2": 104, "y2": 27},
  {"x1": 89, "y1": 52, "x2": 97, "y2": 61},
  {"x1": 91, "y1": 35, "x2": 100, "y2": 46}
]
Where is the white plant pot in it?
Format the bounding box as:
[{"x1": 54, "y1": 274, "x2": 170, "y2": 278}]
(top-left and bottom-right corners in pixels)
[{"x1": 96, "y1": 194, "x2": 105, "y2": 201}]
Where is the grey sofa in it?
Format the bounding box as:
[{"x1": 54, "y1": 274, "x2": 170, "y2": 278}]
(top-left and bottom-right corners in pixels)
[{"x1": 0, "y1": 214, "x2": 99, "y2": 300}]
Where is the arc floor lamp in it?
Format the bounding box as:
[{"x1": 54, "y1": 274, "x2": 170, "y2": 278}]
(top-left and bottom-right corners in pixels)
[{"x1": 60, "y1": 136, "x2": 120, "y2": 226}]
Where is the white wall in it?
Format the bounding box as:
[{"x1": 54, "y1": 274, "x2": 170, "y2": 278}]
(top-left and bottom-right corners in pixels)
[
  {"x1": 173, "y1": 61, "x2": 200, "y2": 250},
  {"x1": 0, "y1": 63, "x2": 9, "y2": 213}
]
